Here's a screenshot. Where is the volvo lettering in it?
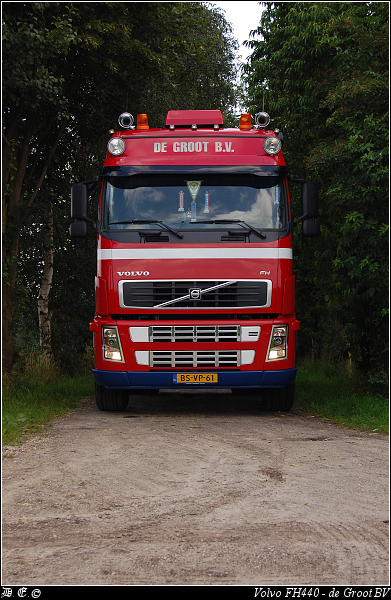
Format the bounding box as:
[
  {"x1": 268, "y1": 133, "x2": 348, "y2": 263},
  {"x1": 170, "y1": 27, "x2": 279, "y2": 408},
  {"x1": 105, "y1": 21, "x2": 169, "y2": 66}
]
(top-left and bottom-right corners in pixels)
[{"x1": 70, "y1": 109, "x2": 320, "y2": 411}]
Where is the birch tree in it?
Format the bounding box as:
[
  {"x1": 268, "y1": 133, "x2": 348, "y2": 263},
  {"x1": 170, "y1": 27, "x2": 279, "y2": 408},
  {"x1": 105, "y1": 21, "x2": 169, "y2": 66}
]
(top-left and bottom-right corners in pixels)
[
  {"x1": 3, "y1": 2, "x2": 239, "y2": 373},
  {"x1": 37, "y1": 209, "x2": 54, "y2": 357}
]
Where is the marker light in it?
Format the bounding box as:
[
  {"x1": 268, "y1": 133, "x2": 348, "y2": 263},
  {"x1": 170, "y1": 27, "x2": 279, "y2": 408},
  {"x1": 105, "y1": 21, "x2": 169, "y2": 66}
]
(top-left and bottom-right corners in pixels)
[
  {"x1": 137, "y1": 113, "x2": 149, "y2": 130},
  {"x1": 107, "y1": 137, "x2": 126, "y2": 156},
  {"x1": 239, "y1": 113, "x2": 252, "y2": 130},
  {"x1": 263, "y1": 136, "x2": 282, "y2": 156}
]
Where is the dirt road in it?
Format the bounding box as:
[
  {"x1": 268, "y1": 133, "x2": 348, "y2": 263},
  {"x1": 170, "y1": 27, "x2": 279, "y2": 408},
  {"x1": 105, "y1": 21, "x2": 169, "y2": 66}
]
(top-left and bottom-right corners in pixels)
[{"x1": 2, "y1": 390, "x2": 389, "y2": 586}]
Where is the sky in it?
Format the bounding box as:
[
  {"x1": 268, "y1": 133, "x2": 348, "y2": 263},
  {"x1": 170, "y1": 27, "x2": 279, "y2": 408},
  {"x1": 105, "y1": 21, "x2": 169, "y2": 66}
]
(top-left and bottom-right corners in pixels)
[{"x1": 210, "y1": 1, "x2": 265, "y2": 63}]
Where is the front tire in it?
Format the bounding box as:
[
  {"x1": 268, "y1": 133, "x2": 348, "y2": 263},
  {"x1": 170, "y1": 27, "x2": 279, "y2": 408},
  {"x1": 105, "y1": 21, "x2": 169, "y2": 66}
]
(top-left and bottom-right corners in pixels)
[
  {"x1": 95, "y1": 382, "x2": 129, "y2": 412},
  {"x1": 262, "y1": 383, "x2": 295, "y2": 412}
]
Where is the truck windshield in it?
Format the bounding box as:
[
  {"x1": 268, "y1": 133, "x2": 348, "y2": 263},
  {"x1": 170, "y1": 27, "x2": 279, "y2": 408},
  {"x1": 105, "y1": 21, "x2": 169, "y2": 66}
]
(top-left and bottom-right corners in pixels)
[{"x1": 102, "y1": 173, "x2": 286, "y2": 232}]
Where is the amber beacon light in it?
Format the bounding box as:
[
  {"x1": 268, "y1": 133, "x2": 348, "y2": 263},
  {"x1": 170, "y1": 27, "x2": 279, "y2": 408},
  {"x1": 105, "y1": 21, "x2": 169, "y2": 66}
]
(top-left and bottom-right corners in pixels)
[
  {"x1": 137, "y1": 113, "x2": 149, "y2": 130},
  {"x1": 239, "y1": 113, "x2": 252, "y2": 130},
  {"x1": 69, "y1": 106, "x2": 321, "y2": 414}
]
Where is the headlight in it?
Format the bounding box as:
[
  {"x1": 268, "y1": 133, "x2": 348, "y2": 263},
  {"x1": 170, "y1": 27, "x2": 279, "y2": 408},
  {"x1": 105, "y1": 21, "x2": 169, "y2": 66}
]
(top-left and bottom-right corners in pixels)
[
  {"x1": 268, "y1": 325, "x2": 288, "y2": 360},
  {"x1": 263, "y1": 136, "x2": 282, "y2": 156},
  {"x1": 103, "y1": 327, "x2": 123, "y2": 361},
  {"x1": 107, "y1": 137, "x2": 126, "y2": 156}
]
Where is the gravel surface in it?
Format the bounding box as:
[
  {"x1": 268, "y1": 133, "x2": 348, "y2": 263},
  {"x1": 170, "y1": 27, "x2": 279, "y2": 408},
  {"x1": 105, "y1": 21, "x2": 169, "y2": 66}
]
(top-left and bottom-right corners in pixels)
[{"x1": 2, "y1": 390, "x2": 389, "y2": 586}]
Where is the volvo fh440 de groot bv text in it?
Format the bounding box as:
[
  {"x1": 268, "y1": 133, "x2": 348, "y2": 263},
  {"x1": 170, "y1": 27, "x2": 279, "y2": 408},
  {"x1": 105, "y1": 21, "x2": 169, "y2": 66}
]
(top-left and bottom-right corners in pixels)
[{"x1": 70, "y1": 110, "x2": 319, "y2": 411}]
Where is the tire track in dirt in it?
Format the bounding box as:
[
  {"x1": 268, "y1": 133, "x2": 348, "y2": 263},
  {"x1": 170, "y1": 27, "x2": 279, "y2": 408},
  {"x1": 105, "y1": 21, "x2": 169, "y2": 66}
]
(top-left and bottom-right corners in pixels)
[
  {"x1": 2, "y1": 392, "x2": 389, "y2": 585},
  {"x1": 4, "y1": 517, "x2": 387, "y2": 585}
]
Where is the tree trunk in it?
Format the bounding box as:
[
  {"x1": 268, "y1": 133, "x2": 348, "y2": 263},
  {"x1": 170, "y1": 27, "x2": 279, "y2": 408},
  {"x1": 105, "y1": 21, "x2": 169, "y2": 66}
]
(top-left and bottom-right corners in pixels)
[
  {"x1": 38, "y1": 210, "x2": 54, "y2": 357},
  {"x1": 2, "y1": 219, "x2": 21, "y2": 374},
  {"x1": 2, "y1": 117, "x2": 67, "y2": 374},
  {"x1": 2, "y1": 283, "x2": 16, "y2": 375}
]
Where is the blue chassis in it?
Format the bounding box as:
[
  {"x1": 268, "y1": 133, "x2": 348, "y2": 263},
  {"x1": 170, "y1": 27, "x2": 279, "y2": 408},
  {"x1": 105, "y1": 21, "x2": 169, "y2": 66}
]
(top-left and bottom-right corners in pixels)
[{"x1": 93, "y1": 368, "x2": 297, "y2": 390}]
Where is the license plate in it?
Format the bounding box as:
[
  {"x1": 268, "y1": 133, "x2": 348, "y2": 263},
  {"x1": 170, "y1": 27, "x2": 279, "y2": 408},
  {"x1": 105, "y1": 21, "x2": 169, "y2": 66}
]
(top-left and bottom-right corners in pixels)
[{"x1": 173, "y1": 373, "x2": 218, "y2": 384}]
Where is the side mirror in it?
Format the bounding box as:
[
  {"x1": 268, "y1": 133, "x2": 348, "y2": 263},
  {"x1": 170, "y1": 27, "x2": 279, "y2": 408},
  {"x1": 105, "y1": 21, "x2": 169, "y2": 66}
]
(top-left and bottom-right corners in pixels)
[
  {"x1": 70, "y1": 220, "x2": 88, "y2": 238},
  {"x1": 301, "y1": 181, "x2": 319, "y2": 218},
  {"x1": 302, "y1": 220, "x2": 320, "y2": 237},
  {"x1": 70, "y1": 177, "x2": 101, "y2": 237},
  {"x1": 291, "y1": 179, "x2": 320, "y2": 236},
  {"x1": 71, "y1": 182, "x2": 88, "y2": 220}
]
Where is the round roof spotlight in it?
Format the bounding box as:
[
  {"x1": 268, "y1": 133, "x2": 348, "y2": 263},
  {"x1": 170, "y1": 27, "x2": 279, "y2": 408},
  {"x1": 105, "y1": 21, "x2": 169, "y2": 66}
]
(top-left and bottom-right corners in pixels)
[
  {"x1": 107, "y1": 137, "x2": 126, "y2": 156},
  {"x1": 118, "y1": 112, "x2": 134, "y2": 129},
  {"x1": 255, "y1": 112, "x2": 270, "y2": 129},
  {"x1": 263, "y1": 136, "x2": 282, "y2": 156}
]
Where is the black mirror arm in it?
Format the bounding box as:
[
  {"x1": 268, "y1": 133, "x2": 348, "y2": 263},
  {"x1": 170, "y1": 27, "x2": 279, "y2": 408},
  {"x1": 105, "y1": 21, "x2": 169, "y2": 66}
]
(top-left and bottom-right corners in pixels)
[
  {"x1": 80, "y1": 215, "x2": 97, "y2": 228},
  {"x1": 287, "y1": 175, "x2": 306, "y2": 183},
  {"x1": 293, "y1": 213, "x2": 309, "y2": 226}
]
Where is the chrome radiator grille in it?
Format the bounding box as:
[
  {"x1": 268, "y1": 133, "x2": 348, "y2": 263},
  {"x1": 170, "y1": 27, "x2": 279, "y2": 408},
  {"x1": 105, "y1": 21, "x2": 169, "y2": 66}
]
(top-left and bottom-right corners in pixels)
[
  {"x1": 120, "y1": 280, "x2": 270, "y2": 309},
  {"x1": 129, "y1": 325, "x2": 261, "y2": 344},
  {"x1": 149, "y1": 325, "x2": 240, "y2": 343},
  {"x1": 150, "y1": 350, "x2": 240, "y2": 368}
]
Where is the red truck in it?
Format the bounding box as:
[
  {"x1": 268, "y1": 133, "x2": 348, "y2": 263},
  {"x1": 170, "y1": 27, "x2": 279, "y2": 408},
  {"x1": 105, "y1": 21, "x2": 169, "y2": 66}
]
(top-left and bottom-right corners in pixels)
[{"x1": 70, "y1": 110, "x2": 319, "y2": 411}]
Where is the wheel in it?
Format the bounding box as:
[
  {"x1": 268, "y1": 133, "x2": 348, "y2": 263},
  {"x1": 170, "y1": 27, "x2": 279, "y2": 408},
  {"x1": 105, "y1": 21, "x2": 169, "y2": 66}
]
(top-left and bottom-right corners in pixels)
[
  {"x1": 95, "y1": 382, "x2": 129, "y2": 411},
  {"x1": 261, "y1": 383, "x2": 295, "y2": 412}
]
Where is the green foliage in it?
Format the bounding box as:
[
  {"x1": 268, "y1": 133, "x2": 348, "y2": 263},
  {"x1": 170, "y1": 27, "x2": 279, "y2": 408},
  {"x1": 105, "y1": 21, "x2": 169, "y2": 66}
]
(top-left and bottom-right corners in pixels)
[
  {"x1": 3, "y1": 2, "x2": 240, "y2": 373},
  {"x1": 2, "y1": 346, "x2": 95, "y2": 445},
  {"x1": 2, "y1": 372, "x2": 94, "y2": 446},
  {"x1": 296, "y1": 360, "x2": 389, "y2": 434},
  {"x1": 245, "y1": 2, "x2": 389, "y2": 385}
]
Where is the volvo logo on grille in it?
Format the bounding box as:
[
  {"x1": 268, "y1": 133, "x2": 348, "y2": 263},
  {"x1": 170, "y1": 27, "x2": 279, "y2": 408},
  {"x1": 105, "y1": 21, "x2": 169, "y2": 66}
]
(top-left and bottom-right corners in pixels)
[{"x1": 189, "y1": 288, "x2": 202, "y2": 300}]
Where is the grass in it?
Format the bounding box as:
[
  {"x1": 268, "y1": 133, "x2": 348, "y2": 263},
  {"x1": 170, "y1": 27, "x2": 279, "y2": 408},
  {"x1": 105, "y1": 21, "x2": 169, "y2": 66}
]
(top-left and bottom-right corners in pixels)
[
  {"x1": 295, "y1": 360, "x2": 389, "y2": 434},
  {"x1": 2, "y1": 352, "x2": 388, "y2": 446},
  {"x1": 2, "y1": 350, "x2": 95, "y2": 446}
]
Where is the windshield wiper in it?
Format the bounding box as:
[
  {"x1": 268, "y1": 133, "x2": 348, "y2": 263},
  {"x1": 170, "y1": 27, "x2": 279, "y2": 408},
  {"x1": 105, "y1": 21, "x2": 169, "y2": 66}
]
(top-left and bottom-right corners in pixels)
[
  {"x1": 108, "y1": 220, "x2": 183, "y2": 239},
  {"x1": 196, "y1": 219, "x2": 266, "y2": 239}
]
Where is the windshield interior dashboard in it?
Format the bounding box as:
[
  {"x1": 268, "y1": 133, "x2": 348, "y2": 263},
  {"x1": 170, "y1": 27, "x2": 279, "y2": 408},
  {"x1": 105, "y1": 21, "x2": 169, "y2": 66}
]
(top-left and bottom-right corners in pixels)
[{"x1": 99, "y1": 169, "x2": 290, "y2": 243}]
